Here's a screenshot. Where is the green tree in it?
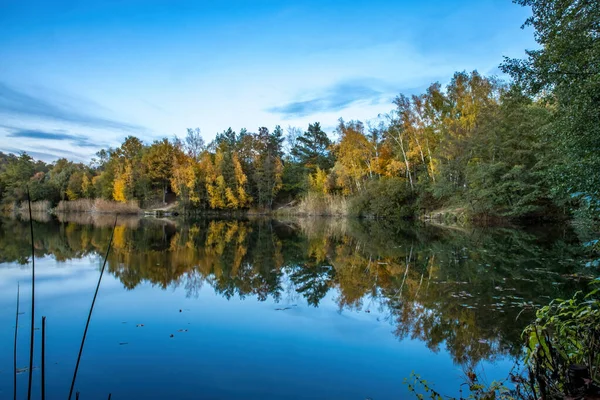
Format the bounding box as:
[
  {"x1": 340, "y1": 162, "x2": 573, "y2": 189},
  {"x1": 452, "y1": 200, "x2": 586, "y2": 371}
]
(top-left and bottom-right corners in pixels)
[
  {"x1": 464, "y1": 87, "x2": 554, "y2": 218},
  {"x1": 291, "y1": 122, "x2": 333, "y2": 172},
  {"x1": 48, "y1": 158, "x2": 80, "y2": 201},
  {"x1": 0, "y1": 153, "x2": 35, "y2": 203},
  {"x1": 501, "y1": 0, "x2": 600, "y2": 215},
  {"x1": 253, "y1": 126, "x2": 284, "y2": 209}
]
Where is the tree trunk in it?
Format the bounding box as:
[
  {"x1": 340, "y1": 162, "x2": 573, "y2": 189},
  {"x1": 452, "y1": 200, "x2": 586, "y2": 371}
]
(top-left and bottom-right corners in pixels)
[
  {"x1": 426, "y1": 140, "x2": 436, "y2": 183},
  {"x1": 398, "y1": 135, "x2": 414, "y2": 191},
  {"x1": 414, "y1": 133, "x2": 427, "y2": 176}
]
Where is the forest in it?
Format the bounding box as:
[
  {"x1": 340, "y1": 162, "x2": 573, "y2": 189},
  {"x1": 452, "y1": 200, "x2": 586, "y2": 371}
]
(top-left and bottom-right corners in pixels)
[{"x1": 1, "y1": 0, "x2": 598, "y2": 223}]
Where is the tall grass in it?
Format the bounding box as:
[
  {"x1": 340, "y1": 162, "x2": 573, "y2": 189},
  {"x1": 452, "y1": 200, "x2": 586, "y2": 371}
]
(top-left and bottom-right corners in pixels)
[
  {"x1": 55, "y1": 199, "x2": 94, "y2": 213},
  {"x1": 56, "y1": 199, "x2": 141, "y2": 214},
  {"x1": 288, "y1": 193, "x2": 349, "y2": 216}
]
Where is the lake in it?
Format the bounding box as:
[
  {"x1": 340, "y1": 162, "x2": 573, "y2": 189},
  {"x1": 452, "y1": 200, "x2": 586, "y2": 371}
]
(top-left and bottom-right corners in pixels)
[{"x1": 0, "y1": 215, "x2": 595, "y2": 399}]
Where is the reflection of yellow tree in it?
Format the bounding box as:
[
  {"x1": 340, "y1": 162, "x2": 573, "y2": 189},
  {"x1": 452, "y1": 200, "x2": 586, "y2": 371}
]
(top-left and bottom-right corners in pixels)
[
  {"x1": 112, "y1": 225, "x2": 127, "y2": 249},
  {"x1": 3, "y1": 215, "x2": 585, "y2": 369}
]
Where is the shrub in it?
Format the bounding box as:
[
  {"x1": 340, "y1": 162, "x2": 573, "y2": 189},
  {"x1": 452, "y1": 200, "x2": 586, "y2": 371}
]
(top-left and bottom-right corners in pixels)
[
  {"x1": 523, "y1": 281, "x2": 600, "y2": 398},
  {"x1": 350, "y1": 178, "x2": 415, "y2": 219}
]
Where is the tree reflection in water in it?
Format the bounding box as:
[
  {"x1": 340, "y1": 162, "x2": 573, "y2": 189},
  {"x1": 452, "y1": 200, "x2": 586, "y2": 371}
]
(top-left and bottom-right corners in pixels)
[{"x1": 0, "y1": 215, "x2": 595, "y2": 369}]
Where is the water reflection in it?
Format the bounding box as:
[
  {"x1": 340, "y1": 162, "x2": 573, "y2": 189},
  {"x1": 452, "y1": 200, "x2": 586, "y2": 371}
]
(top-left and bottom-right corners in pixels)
[{"x1": 0, "y1": 215, "x2": 594, "y2": 370}]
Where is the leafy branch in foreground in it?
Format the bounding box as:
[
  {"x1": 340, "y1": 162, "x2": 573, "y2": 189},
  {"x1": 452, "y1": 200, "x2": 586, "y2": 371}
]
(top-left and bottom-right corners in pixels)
[
  {"x1": 405, "y1": 280, "x2": 600, "y2": 399},
  {"x1": 524, "y1": 281, "x2": 600, "y2": 398}
]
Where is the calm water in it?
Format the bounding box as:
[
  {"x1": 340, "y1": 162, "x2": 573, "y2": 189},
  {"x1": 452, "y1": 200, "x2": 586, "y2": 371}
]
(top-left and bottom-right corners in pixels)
[{"x1": 0, "y1": 215, "x2": 596, "y2": 399}]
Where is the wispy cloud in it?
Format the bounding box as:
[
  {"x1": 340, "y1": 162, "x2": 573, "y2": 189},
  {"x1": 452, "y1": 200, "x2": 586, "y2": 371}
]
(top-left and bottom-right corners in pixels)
[
  {"x1": 0, "y1": 146, "x2": 90, "y2": 163},
  {"x1": 267, "y1": 80, "x2": 386, "y2": 118},
  {"x1": 5, "y1": 128, "x2": 102, "y2": 148},
  {"x1": 0, "y1": 82, "x2": 145, "y2": 132}
]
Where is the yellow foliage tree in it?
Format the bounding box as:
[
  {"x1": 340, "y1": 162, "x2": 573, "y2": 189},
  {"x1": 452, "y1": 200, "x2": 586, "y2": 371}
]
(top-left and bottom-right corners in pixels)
[
  {"x1": 113, "y1": 162, "x2": 134, "y2": 203},
  {"x1": 232, "y1": 153, "x2": 252, "y2": 208},
  {"x1": 205, "y1": 150, "x2": 251, "y2": 210},
  {"x1": 309, "y1": 167, "x2": 328, "y2": 195},
  {"x1": 66, "y1": 188, "x2": 79, "y2": 201},
  {"x1": 171, "y1": 149, "x2": 199, "y2": 205},
  {"x1": 81, "y1": 174, "x2": 92, "y2": 198},
  {"x1": 113, "y1": 175, "x2": 128, "y2": 203}
]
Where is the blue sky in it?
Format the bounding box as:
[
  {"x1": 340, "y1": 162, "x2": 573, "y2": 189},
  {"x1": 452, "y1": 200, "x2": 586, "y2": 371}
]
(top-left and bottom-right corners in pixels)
[{"x1": 0, "y1": 0, "x2": 536, "y2": 162}]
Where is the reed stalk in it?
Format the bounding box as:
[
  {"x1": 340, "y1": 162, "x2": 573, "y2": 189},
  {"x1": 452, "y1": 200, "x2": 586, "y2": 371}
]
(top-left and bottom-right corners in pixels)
[
  {"x1": 26, "y1": 188, "x2": 35, "y2": 400},
  {"x1": 67, "y1": 215, "x2": 118, "y2": 400},
  {"x1": 41, "y1": 316, "x2": 46, "y2": 400},
  {"x1": 13, "y1": 282, "x2": 20, "y2": 400}
]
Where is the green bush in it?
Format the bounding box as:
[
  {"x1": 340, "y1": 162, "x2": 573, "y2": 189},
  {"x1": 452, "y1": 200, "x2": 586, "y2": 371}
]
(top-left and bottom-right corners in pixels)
[{"x1": 350, "y1": 178, "x2": 415, "y2": 219}]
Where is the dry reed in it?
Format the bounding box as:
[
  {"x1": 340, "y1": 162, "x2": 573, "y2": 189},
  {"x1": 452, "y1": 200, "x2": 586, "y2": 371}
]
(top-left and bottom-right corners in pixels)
[
  {"x1": 56, "y1": 199, "x2": 141, "y2": 214},
  {"x1": 56, "y1": 212, "x2": 141, "y2": 228},
  {"x1": 281, "y1": 193, "x2": 349, "y2": 216},
  {"x1": 18, "y1": 200, "x2": 51, "y2": 213}
]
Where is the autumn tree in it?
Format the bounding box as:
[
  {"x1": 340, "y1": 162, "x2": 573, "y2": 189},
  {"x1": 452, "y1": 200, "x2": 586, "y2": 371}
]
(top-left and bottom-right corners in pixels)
[
  {"x1": 170, "y1": 145, "x2": 198, "y2": 207},
  {"x1": 143, "y1": 139, "x2": 175, "y2": 204},
  {"x1": 205, "y1": 139, "x2": 251, "y2": 210},
  {"x1": 334, "y1": 119, "x2": 384, "y2": 194}
]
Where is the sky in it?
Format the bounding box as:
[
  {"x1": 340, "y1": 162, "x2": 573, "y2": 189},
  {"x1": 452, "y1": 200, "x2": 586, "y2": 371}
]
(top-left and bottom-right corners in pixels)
[{"x1": 0, "y1": 0, "x2": 537, "y2": 163}]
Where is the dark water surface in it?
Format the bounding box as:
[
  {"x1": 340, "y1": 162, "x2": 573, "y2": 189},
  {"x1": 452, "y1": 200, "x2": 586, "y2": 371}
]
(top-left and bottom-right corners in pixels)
[{"x1": 0, "y1": 215, "x2": 596, "y2": 399}]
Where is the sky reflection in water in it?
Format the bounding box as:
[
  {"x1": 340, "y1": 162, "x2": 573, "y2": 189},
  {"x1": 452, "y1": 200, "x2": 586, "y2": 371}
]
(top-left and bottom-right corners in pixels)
[{"x1": 0, "y1": 216, "x2": 593, "y2": 399}]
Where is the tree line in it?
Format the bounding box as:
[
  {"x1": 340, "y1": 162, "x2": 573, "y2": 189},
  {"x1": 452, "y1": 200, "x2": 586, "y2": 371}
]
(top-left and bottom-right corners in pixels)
[{"x1": 1, "y1": 0, "x2": 597, "y2": 221}]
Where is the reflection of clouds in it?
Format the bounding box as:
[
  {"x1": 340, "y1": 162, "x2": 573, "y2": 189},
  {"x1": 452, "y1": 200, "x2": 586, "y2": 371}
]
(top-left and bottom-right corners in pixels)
[
  {"x1": 259, "y1": 277, "x2": 391, "y2": 345},
  {"x1": 0, "y1": 256, "x2": 122, "y2": 303}
]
